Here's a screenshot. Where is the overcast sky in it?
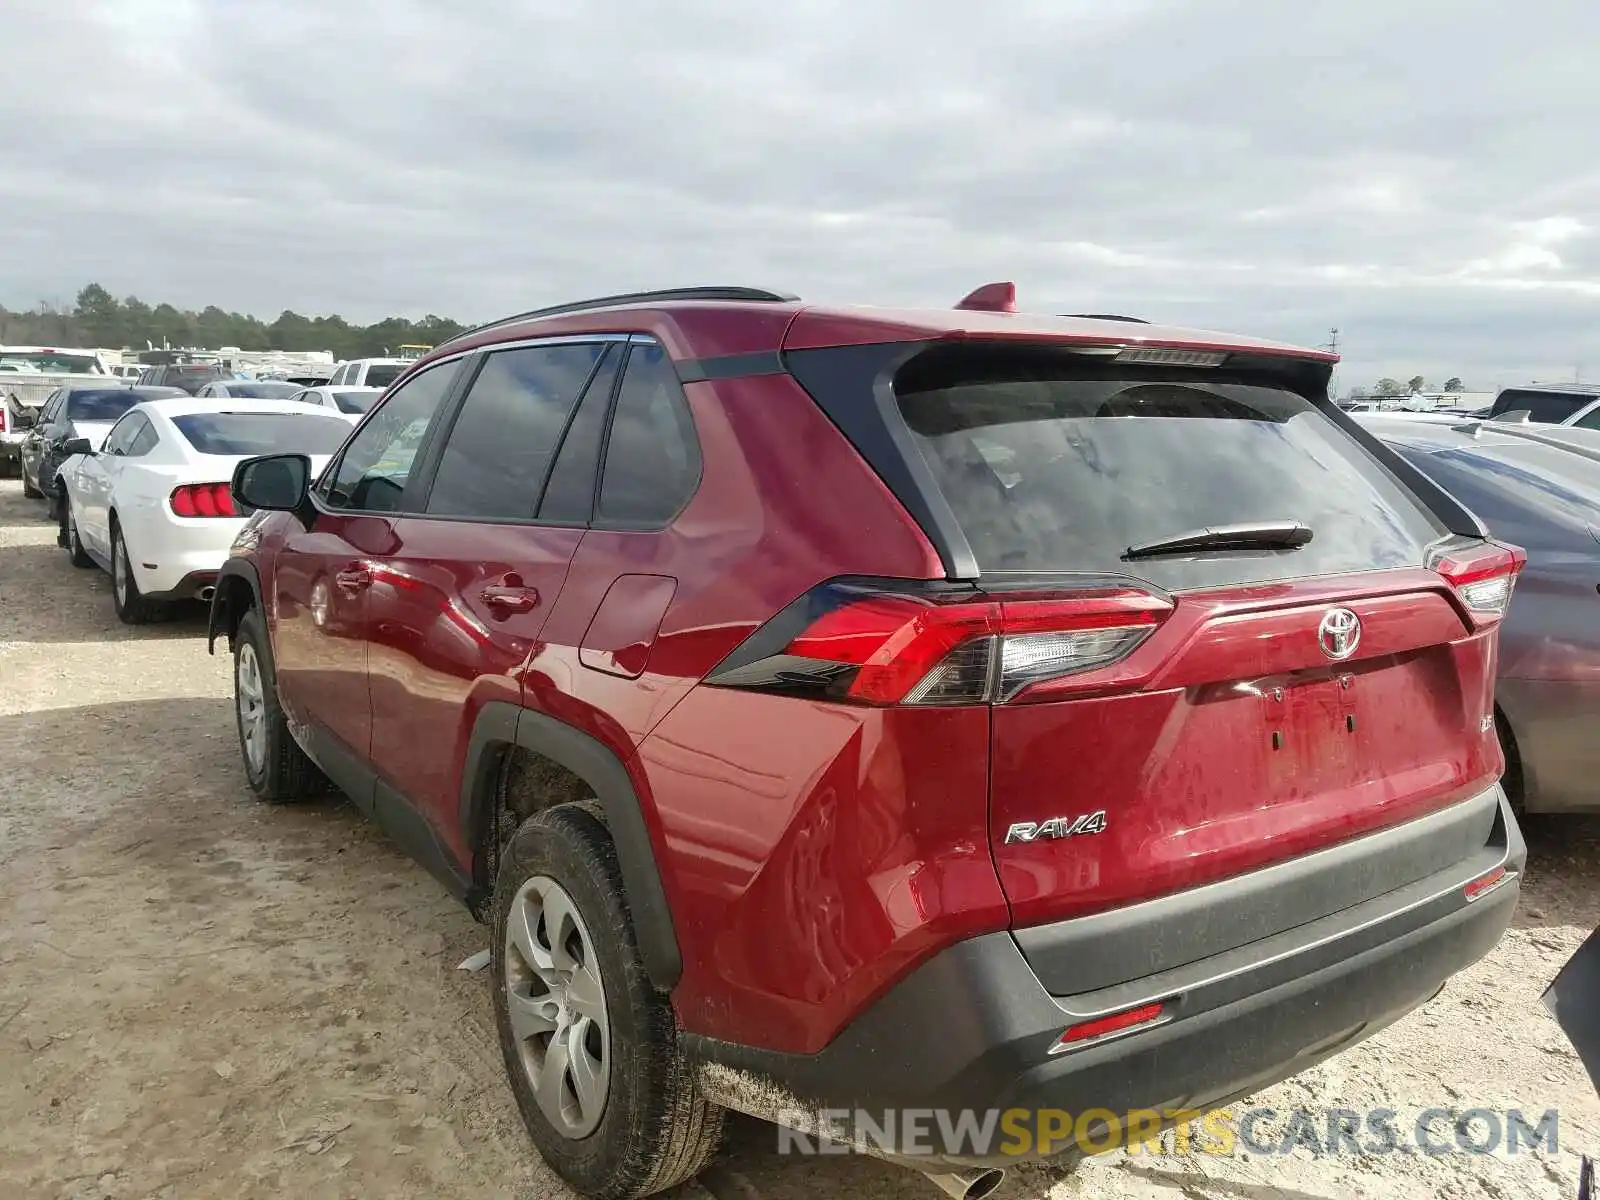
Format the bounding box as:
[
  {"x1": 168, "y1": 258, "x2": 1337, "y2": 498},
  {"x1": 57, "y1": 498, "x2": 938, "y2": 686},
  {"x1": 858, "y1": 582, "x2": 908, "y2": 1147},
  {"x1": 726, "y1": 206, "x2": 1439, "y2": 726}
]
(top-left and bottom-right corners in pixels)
[{"x1": 4, "y1": 0, "x2": 1598, "y2": 391}]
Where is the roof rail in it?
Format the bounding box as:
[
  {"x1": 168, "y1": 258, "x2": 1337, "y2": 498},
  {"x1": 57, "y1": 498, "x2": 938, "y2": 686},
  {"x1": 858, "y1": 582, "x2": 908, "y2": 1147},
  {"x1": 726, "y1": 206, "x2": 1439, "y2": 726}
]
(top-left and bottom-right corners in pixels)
[
  {"x1": 441, "y1": 286, "x2": 800, "y2": 348},
  {"x1": 1061, "y1": 313, "x2": 1151, "y2": 324}
]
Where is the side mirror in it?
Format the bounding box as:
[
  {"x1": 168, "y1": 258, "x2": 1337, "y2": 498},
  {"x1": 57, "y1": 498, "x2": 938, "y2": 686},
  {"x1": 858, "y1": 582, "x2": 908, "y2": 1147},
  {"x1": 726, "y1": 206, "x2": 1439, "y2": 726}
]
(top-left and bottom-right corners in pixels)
[
  {"x1": 59, "y1": 437, "x2": 92, "y2": 456},
  {"x1": 232, "y1": 452, "x2": 311, "y2": 516}
]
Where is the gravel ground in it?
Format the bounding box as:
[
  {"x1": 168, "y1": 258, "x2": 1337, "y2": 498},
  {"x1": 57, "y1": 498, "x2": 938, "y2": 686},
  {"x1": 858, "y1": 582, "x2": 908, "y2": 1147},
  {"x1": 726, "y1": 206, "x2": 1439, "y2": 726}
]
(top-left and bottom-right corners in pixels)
[{"x1": 1, "y1": 475, "x2": 1596, "y2": 1200}]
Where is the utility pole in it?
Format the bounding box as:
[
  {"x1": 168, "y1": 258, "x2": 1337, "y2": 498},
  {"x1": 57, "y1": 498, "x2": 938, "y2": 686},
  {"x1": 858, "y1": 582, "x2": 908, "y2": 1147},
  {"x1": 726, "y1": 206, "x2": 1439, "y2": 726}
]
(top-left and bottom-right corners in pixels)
[{"x1": 1324, "y1": 328, "x2": 1341, "y2": 398}]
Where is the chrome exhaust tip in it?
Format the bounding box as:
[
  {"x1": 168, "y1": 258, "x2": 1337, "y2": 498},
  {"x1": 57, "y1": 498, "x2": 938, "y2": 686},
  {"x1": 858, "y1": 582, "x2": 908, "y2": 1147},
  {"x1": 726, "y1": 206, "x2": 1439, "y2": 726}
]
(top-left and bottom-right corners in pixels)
[
  {"x1": 921, "y1": 1168, "x2": 1005, "y2": 1200},
  {"x1": 198, "y1": 585, "x2": 216, "y2": 602}
]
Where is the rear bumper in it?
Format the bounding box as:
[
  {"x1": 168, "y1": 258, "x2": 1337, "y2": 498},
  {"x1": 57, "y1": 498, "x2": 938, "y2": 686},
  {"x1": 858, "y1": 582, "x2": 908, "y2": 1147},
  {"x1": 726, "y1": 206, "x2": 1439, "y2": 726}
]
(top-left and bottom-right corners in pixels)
[
  {"x1": 130, "y1": 516, "x2": 246, "y2": 598},
  {"x1": 1498, "y1": 677, "x2": 1600, "y2": 813},
  {"x1": 689, "y1": 788, "x2": 1523, "y2": 1169}
]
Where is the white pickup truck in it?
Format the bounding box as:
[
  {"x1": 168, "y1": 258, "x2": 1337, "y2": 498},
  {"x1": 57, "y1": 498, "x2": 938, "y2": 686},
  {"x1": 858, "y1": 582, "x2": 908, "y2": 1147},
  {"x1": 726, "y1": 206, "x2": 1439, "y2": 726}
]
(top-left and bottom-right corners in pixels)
[{"x1": 0, "y1": 347, "x2": 116, "y2": 476}]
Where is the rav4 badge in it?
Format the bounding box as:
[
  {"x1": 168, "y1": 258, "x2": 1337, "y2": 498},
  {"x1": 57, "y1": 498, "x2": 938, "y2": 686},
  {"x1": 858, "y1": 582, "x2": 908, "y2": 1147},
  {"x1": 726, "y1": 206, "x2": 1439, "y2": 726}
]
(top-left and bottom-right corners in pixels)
[{"x1": 1004, "y1": 811, "x2": 1108, "y2": 844}]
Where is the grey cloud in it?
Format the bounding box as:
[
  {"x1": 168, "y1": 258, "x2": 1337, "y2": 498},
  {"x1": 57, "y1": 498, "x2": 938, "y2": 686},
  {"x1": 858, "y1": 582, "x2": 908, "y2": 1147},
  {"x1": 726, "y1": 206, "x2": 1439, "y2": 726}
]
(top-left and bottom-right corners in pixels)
[{"x1": 2, "y1": 0, "x2": 1598, "y2": 388}]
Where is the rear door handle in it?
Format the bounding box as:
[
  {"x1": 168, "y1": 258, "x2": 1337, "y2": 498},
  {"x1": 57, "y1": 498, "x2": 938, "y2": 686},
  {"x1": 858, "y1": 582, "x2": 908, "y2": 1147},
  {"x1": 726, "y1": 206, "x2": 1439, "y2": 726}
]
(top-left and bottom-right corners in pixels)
[
  {"x1": 479, "y1": 584, "x2": 540, "y2": 614},
  {"x1": 335, "y1": 566, "x2": 372, "y2": 595}
]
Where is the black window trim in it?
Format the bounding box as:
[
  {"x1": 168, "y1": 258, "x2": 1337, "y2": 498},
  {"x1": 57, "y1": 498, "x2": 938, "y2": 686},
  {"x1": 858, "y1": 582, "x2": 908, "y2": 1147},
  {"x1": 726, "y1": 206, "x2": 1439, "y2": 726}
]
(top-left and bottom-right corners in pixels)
[
  {"x1": 400, "y1": 334, "x2": 633, "y2": 528},
  {"x1": 589, "y1": 334, "x2": 705, "y2": 533}
]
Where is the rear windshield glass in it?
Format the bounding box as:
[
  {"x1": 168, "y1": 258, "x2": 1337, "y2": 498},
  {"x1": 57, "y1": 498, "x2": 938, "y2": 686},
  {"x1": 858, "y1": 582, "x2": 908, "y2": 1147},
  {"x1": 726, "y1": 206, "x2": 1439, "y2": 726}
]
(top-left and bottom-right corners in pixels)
[
  {"x1": 65, "y1": 390, "x2": 139, "y2": 421},
  {"x1": 895, "y1": 351, "x2": 1447, "y2": 590},
  {"x1": 3, "y1": 352, "x2": 104, "y2": 374},
  {"x1": 220, "y1": 382, "x2": 302, "y2": 398},
  {"x1": 363, "y1": 364, "x2": 405, "y2": 388},
  {"x1": 332, "y1": 389, "x2": 378, "y2": 414},
  {"x1": 165, "y1": 365, "x2": 227, "y2": 394},
  {"x1": 1491, "y1": 390, "x2": 1594, "y2": 423},
  {"x1": 172, "y1": 413, "x2": 351, "y2": 456}
]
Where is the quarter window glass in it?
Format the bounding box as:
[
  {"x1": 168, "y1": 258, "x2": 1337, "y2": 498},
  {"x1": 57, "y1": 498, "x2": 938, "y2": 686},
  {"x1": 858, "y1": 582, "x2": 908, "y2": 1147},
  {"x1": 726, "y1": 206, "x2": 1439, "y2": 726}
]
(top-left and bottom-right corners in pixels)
[
  {"x1": 1574, "y1": 407, "x2": 1600, "y2": 431},
  {"x1": 538, "y1": 347, "x2": 621, "y2": 524},
  {"x1": 128, "y1": 418, "x2": 161, "y2": 456},
  {"x1": 323, "y1": 363, "x2": 456, "y2": 512},
  {"x1": 425, "y1": 344, "x2": 603, "y2": 520},
  {"x1": 596, "y1": 344, "x2": 701, "y2": 525},
  {"x1": 102, "y1": 413, "x2": 145, "y2": 456}
]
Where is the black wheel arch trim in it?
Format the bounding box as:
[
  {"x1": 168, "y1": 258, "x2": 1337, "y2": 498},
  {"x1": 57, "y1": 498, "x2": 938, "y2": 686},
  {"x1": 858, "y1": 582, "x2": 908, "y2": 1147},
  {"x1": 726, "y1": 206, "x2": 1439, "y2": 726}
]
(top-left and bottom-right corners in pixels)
[
  {"x1": 208, "y1": 556, "x2": 264, "y2": 655},
  {"x1": 460, "y1": 700, "x2": 683, "y2": 991}
]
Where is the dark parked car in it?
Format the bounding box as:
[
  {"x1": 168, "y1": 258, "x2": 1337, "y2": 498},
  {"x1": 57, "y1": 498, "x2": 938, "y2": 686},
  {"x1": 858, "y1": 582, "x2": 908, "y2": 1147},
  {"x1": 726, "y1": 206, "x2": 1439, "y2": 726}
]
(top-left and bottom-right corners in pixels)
[
  {"x1": 209, "y1": 284, "x2": 1526, "y2": 1198},
  {"x1": 19, "y1": 385, "x2": 185, "y2": 507},
  {"x1": 1370, "y1": 419, "x2": 1600, "y2": 813},
  {"x1": 135, "y1": 362, "x2": 231, "y2": 394},
  {"x1": 195, "y1": 380, "x2": 307, "y2": 400},
  {"x1": 1488, "y1": 383, "x2": 1600, "y2": 426}
]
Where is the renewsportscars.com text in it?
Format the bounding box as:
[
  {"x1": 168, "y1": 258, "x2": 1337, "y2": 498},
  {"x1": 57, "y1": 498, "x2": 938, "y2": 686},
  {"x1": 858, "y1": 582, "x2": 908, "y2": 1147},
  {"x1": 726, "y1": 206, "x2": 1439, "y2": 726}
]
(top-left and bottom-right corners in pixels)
[{"x1": 774, "y1": 1105, "x2": 1561, "y2": 1159}]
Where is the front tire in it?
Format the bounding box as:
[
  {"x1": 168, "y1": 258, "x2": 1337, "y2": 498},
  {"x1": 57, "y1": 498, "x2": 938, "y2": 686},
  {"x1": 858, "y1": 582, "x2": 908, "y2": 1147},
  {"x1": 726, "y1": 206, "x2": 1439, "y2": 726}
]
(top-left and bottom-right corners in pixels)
[
  {"x1": 493, "y1": 805, "x2": 723, "y2": 1199},
  {"x1": 110, "y1": 523, "x2": 163, "y2": 624},
  {"x1": 21, "y1": 463, "x2": 42, "y2": 499},
  {"x1": 233, "y1": 609, "x2": 328, "y2": 802},
  {"x1": 63, "y1": 498, "x2": 93, "y2": 568}
]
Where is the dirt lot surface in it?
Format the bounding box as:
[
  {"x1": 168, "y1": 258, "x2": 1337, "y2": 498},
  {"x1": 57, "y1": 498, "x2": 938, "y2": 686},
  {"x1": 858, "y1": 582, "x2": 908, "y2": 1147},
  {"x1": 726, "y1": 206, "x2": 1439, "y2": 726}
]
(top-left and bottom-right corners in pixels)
[{"x1": 1, "y1": 475, "x2": 1597, "y2": 1200}]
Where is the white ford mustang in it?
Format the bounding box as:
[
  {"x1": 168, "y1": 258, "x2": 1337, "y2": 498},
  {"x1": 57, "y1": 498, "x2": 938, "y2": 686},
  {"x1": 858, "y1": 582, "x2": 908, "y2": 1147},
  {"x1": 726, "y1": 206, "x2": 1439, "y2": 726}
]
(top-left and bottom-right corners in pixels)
[{"x1": 57, "y1": 397, "x2": 351, "y2": 623}]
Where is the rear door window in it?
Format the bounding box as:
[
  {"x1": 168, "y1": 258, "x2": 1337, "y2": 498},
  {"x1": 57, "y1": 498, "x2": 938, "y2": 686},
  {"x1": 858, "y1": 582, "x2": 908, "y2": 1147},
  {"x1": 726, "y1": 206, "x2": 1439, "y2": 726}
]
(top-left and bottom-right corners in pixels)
[
  {"x1": 423, "y1": 343, "x2": 604, "y2": 521},
  {"x1": 894, "y1": 348, "x2": 1447, "y2": 590},
  {"x1": 363, "y1": 363, "x2": 405, "y2": 389}
]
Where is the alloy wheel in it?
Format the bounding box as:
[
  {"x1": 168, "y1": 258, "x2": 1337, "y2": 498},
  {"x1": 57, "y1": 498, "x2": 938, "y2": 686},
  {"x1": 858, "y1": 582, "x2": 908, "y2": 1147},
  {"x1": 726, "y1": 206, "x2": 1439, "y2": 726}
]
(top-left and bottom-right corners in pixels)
[
  {"x1": 503, "y1": 874, "x2": 611, "y2": 1138},
  {"x1": 236, "y1": 642, "x2": 268, "y2": 775}
]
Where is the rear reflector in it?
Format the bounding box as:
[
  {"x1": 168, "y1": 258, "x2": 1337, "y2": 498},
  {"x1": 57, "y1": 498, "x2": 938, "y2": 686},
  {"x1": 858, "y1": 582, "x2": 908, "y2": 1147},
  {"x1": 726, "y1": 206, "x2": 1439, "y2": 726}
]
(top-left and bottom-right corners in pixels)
[
  {"x1": 708, "y1": 581, "x2": 1172, "y2": 706},
  {"x1": 1051, "y1": 1002, "x2": 1167, "y2": 1053},
  {"x1": 1431, "y1": 541, "x2": 1526, "y2": 625},
  {"x1": 1463, "y1": 866, "x2": 1514, "y2": 902},
  {"x1": 170, "y1": 482, "x2": 237, "y2": 518}
]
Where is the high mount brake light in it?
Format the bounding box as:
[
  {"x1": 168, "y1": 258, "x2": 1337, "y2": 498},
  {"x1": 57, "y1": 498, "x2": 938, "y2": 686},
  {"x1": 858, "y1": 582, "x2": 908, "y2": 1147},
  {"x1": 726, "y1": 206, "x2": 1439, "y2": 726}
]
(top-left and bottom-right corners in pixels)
[
  {"x1": 1431, "y1": 541, "x2": 1526, "y2": 625},
  {"x1": 170, "y1": 483, "x2": 237, "y2": 518},
  {"x1": 710, "y1": 583, "x2": 1172, "y2": 706}
]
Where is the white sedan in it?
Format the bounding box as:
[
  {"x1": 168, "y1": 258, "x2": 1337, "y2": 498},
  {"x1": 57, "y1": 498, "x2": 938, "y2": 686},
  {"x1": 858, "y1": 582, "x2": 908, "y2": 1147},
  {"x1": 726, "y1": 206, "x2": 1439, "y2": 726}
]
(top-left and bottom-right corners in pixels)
[
  {"x1": 288, "y1": 385, "x2": 384, "y2": 422},
  {"x1": 57, "y1": 397, "x2": 350, "y2": 624}
]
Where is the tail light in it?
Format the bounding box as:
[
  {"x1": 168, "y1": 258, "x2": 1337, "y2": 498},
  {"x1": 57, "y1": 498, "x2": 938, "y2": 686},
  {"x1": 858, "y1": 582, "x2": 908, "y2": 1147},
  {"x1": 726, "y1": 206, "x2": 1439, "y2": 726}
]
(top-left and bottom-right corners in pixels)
[
  {"x1": 706, "y1": 580, "x2": 1172, "y2": 706},
  {"x1": 1431, "y1": 541, "x2": 1527, "y2": 627},
  {"x1": 170, "y1": 483, "x2": 238, "y2": 518}
]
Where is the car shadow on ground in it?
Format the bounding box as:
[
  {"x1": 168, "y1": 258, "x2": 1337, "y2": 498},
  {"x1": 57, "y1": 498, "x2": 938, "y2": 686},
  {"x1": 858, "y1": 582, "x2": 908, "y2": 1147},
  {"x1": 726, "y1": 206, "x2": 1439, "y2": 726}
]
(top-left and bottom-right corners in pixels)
[{"x1": 0, "y1": 539, "x2": 212, "y2": 643}]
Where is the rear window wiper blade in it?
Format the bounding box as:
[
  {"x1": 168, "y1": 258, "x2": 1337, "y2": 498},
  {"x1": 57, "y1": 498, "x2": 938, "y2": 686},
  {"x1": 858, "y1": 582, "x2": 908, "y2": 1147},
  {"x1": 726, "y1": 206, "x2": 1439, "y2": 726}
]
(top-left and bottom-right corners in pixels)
[{"x1": 1122, "y1": 521, "x2": 1313, "y2": 561}]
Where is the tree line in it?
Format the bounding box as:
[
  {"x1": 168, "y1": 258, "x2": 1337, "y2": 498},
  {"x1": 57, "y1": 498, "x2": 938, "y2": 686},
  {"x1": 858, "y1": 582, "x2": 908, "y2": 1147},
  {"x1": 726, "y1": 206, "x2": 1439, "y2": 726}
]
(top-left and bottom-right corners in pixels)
[
  {"x1": 1349, "y1": 375, "x2": 1469, "y2": 399},
  {"x1": 0, "y1": 284, "x2": 471, "y2": 360}
]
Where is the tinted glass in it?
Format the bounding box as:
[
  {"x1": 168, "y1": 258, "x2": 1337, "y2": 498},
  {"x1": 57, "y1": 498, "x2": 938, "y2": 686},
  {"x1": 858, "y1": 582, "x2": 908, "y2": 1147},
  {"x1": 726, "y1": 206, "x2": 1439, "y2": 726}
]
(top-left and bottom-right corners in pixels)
[
  {"x1": 5, "y1": 352, "x2": 102, "y2": 374},
  {"x1": 332, "y1": 388, "x2": 379, "y2": 414},
  {"x1": 65, "y1": 389, "x2": 139, "y2": 422},
  {"x1": 426, "y1": 344, "x2": 603, "y2": 520},
  {"x1": 539, "y1": 347, "x2": 620, "y2": 524},
  {"x1": 172, "y1": 413, "x2": 351, "y2": 456},
  {"x1": 102, "y1": 413, "x2": 145, "y2": 456},
  {"x1": 364, "y1": 363, "x2": 405, "y2": 388},
  {"x1": 221, "y1": 382, "x2": 302, "y2": 399},
  {"x1": 1574, "y1": 406, "x2": 1600, "y2": 432},
  {"x1": 597, "y1": 344, "x2": 700, "y2": 525},
  {"x1": 128, "y1": 419, "x2": 161, "y2": 457},
  {"x1": 1492, "y1": 390, "x2": 1594, "y2": 424},
  {"x1": 163, "y1": 365, "x2": 227, "y2": 394},
  {"x1": 894, "y1": 349, "x2": 1447, "y2": 590},
  {"x1": 324, "y1": 363, "x2": 456, "y2": 512}
]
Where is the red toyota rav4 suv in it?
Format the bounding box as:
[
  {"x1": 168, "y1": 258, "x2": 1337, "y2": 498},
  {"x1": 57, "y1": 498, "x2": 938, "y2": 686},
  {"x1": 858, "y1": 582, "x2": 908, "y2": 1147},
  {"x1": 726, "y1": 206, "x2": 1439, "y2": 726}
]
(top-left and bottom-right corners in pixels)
[{"x1": 210, "y1": 284, "x2": 1525, "y2": 1199}]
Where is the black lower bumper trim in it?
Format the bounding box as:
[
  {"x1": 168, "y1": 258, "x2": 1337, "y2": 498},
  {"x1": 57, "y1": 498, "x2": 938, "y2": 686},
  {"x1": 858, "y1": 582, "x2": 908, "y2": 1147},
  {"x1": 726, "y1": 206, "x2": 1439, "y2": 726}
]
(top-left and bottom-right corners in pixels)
[{"x1": 687, "y1": 792, "x2": 1523, "y2": 1169}]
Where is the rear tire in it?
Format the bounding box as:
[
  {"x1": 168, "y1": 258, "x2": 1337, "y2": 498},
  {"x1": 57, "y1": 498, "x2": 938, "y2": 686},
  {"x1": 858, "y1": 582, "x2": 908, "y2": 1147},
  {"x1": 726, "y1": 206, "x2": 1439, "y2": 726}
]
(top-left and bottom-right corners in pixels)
[
  {"x1": 21, "y1": 465, "x2": 42, "y2": 499},
  {"x1": 493, "y1": 804, "x2": 723, "y2": 1199},
  {"x1": 233, "y1": 608, "x2": 328, "y2": 802},
  {"x1": 63, "y1": 499, "x2": 93, "y2": 568},
  {"x1": 111, "y1": 523, "x2": 164, "y2": 624}
]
